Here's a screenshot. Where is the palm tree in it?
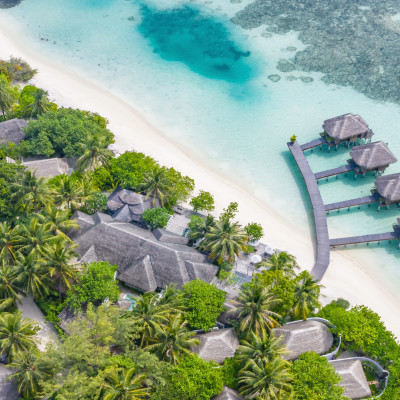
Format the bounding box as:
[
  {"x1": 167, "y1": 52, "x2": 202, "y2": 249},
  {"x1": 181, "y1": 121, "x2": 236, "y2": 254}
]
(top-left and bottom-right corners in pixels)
[
  {"x1": 37, "y1": 205, "x2": 80, "y2": 239},
  {"x1": 0, "y1": 260, "x2": 23, "y2": 304},
  {"x1": 157, "y1": 284, "x2": 186, "y2": 314},
  {"x1": 7, "y1": 351, "x2": 49, "y2": 399},
  {"x1": 16, "y1": 218, "x2": 57, "y2": 257},
  {"x1": 26, "y1": 88, "x2": 51, "y2": 117},
  {"x1": 293, "y1": 271, "x2": 323, "y2": 320},
  {"x1": 231, "y1": 283, "x2": 281, "y2": 338},
  {"x1": 237, "y1": 331, "x2": 288, "y2": 367},
  {"x1": 0, "y1": 311, "x2": 38, "y2": 362},
  {"x1": 11, "y1": 170, "x2": 56, "y2": 213},
  {"x1": 15, "y1": 252, "x2": 50, "y2": 298},
  {"x1": 203, "y1": 219, "x2": 248, "y2": 264},
  {"x1": 77, "y1": 136, "x2": 113, "y2": 172},
  {"x1": 145, "y1": 315, "x2": 199, "y2": 364},
  {"x1": 102, "y1": 368, "x2": 149, "y2": 400},
  {"x1": 0, "y1": 74, "x2": 16, "y2": 117},
  {"x1": 54, "y1": 175, "x2": 85, "y2": 211},
  {"x1": 40, "y1": 239, "x2": 79, "y2": 296},
  {"x1": 130, "y1": 291, "x2": 169, "y2": 347},
  {"x1": 0, "y1": 298, "x2": 13, "y2": 312},
  {"x1": 188, "y1": 214, "x2": 216, "y2": 246},
  {"x1": 0, "y1": 221, "x2": 19, "y2": 262},
  {"x1": 139, "y1": 167, "x2": 173, "y2": 207},
  {"x1": 264, "y1": 252, "x2": 299, "y2": 277},
  {"x1": 238, "y1": 356, "x2": 293, "y2": 400}
]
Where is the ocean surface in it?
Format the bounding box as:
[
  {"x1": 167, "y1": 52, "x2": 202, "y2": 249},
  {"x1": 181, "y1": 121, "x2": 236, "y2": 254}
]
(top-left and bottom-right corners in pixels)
[{"x1": 2, "y1": 0, "x2": 400, "y2": 290}]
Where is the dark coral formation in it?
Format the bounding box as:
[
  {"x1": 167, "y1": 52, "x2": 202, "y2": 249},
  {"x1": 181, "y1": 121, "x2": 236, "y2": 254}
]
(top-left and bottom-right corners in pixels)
[
  {"x1": 0, "y1": 0, "x2": 22, "y2": 8},
  {"x1": 233, "y1": 0, "x2": 400, "y2": 103}
]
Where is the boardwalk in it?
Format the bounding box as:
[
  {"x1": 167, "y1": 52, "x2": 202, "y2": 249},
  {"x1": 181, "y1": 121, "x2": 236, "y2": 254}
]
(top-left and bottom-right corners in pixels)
[
  {"x1": 288, "y1": 141, "x2": 330, "y2": 281},
  {"x1": 315, "y1": 165, "x2": 354, "y2": 180},
  {"x1": 300, "y1": 137, "x2": 327, "y2": 151},
  {"x1": 330, "y1": 232, "x2": 398, "y2": 247},
  {"x1": 324, "y1": 195, "x2": 376, "y2": 212}
]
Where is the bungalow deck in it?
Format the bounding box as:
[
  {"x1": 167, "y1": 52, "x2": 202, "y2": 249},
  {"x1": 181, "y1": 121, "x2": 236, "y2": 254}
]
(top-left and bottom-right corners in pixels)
[
  {"x1": 324, "y1": 195, "x2": 376, "y2": 212},
  {"x1": 330, "y1": 232, "x2": 398, "y2": 247},
  {"x1": 300, "y1": 137, "x2": 327, "y2": 151},
  {"x1": 315, "y1": 164, "x2": 354, "y2": 180}
]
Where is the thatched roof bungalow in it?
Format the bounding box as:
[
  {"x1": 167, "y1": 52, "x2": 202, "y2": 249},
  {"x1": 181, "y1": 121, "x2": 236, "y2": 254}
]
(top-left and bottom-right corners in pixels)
[
  {"x1": 70, "y1": 212, "x2": 218, "y2": 292},
  {"x1": 107, "y1": 188, "x2": 159, "y2": 225},
  {"x1": 21, "y1": 157, "x2": 71, "y2": 177},
  {"x1": 191, "y1": 328, "x2": 239, "y2": 364},
  {"x1": 322, "y1": 114, "x2": 373, "y2": 146},
  {"x1": 349, "y1": 141, "x2": 397, "y2": 175},
  {"x1": 272, "y1": 319, "x2": 334, "y2": 361},
  {"x1": 213, "y1": 386, "x2": 243, "y2": 400},
  {"x1": 0, "y1": 118, "x2": 27, "y2": 145},
  {"x1": 330, "y1": 359, "x2": 372, "y2": 399},
  {"x1": 374, "y1": 173, "x2": 400, "y2": 206}
]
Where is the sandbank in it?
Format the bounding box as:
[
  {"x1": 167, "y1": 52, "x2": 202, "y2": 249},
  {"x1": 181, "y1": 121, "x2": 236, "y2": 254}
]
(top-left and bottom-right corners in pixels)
[{"x1": 1, "y1": 13, "x2": 400, "y2": 337}]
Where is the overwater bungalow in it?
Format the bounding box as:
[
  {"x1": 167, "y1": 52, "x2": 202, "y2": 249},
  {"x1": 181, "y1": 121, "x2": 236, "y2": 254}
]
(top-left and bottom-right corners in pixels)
[
  {"x1": 213, "y1": 387, "x2": 243, "y2": 400},
  {"x1": 349, "y1": 141, "x2": 397, "y2": 176},
  {"x1": 321, "y1": 113, "x2": 373, "y2": 148},
  {"x1": 0, "y1": 118, "x2": 27, "y2": 145},
  {"x1": 374, "y1": 172, "x2": 400, "y2": 208},
  {"x1": 272, "y1": 319, "x2": 336, "y2": 361},
  {"x1": 70, "y1": 211, "x2": 218, "y2": 292},
  {"x1": 191, "y1": 328, "x2": 239, "y2": 364},
  {"x1": 107, "y1": 188, "x2": 159, "y2": 225}
]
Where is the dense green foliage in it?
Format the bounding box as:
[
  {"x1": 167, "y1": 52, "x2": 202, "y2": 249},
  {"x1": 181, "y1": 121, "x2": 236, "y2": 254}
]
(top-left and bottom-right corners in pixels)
[
  {"x1": 244, "y1": 222, "x2": 264, "y2": 241},
  {"x1": 142, "y1": 207, "x2": 171, "y2": 230},
  {"x1": 183, "y1": 279, "x2": 226, "y2": 332},
  {"x1": 0, "y1": 57, "x2": 37, "y2": 82},
  {"x1": 189, "y1": 190, "x2": 215, "y2": 212}
]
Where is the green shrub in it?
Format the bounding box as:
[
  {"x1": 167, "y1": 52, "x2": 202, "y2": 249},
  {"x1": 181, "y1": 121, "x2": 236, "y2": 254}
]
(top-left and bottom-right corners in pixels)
[
  {"x1": 190, "y1": 190, "x2": 215, "y2": 212},
  {"x1": 142, "y1": 207, "x2": 171, "y2": 230},
  {"x1": 244, "y1": 222, "x2": 264, "y2": 241}
]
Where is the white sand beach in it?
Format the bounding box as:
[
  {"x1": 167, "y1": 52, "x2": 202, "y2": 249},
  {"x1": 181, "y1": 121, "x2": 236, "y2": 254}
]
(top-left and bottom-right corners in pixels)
[{"x1": 1, "y1": 14, "x2": 400, "y2": 337}]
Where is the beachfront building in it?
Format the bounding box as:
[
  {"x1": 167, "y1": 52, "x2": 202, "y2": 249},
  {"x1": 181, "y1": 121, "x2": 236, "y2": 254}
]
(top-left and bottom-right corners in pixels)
[
  {"x1": 349, "y1": 141, "x2": 397, "y2": 176},
  {"x1": 374, "y1": 173, "x2": 400, "y2": 208},
  {"x1": 70, "y1": 211, "x2": 218, "y2": 292},
  {"x1": 213, "y1": 386, "x2": 243, "y2": 400},
  {"x1": 321, "y1": 113, "x2": 373, "y2": 147},
  {"x1": 0, "y1": 118, "x2": 27, "y2": 145},
  {"x1": 330, "y1": 359, "x2": 372, "y2": 399},
  {"x1": 21, "y1": 157, "x2": 72, "y2": 177},
  {"x1": 107, "y1": 188, "x2": 159, "y2": 225},
  {"x1": 272, "y1": 319, "x2": 335, "y2": 361},
  {"x1": 191, "y1": 328, "x2": 239, "y2": 364}
]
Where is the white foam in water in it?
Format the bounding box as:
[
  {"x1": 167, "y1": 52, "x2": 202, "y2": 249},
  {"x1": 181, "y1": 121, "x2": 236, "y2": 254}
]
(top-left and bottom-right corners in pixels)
[{"x1": 3, "y1": 0, "x2": 400, "y2": 292}]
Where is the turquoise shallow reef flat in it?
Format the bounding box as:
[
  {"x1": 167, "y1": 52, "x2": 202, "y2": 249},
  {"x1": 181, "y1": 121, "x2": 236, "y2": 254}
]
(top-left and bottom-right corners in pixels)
[{"x1": 2, "y1": 0, "x2": 400, "y2": 292}]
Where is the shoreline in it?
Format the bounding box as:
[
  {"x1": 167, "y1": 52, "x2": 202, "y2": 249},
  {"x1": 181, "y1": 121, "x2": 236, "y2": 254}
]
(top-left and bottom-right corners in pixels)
[{"x1": 1, "y1": 13, "x2": 400, "y2": 337}]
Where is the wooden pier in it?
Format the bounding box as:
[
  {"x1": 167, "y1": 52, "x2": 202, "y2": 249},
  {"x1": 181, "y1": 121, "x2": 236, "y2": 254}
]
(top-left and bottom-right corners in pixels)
[
  {"x1": 288, "y1": 141, "x2": 330, "y2": 281},
  {"x1": 324, "y1": 195, "x2": 376, "y2": 212},
  {"x1": 300, "y1": 137, "x2": 327, "y2": 151},
  {"x1": 315, "y1": 165, "x2": 354, "y2": 180},
  {"x1": 330, "y1": 232, "x2": 398, "y2": 247}
]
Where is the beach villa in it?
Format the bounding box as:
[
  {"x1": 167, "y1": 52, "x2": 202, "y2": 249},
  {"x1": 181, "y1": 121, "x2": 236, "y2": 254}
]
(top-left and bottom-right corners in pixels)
[
  {"x1": 0, "y1": 118, "x2": 27, "y2": 145},
  {"x1": 373, "y1": 172, "x2": 400, "y2": 207},
  {"x1": 213, "y1": 387, "x2": 243, "y2": 400}
]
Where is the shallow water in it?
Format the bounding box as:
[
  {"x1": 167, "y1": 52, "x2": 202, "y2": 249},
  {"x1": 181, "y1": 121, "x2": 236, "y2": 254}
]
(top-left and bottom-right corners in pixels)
[{"x1": 2, "y1": 0, "x2": 400, "y2": 292}]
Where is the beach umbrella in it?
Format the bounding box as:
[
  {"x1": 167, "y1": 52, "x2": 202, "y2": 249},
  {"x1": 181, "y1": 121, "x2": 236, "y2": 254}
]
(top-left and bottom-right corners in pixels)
[
  {"x1": 250, "y1": 254, "x2": 262, "y2": 264},
  {"x1": 264, "y1": 245, "x2": 274, "y2": 255}
]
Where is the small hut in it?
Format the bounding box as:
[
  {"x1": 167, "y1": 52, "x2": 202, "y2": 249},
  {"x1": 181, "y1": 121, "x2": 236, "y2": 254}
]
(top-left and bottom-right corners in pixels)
[
  {"x1": 374, "y1": 173, "x2": 400, "y2": 207},
  {"x1": 107, "y1": 188, "x2": 159, "y2": 225},
  {"x1": 0, "y1": 118, "x2": 27, "y2": 145},
  {"x1": 21, "y1": 158, "x2": 71, "y2": 177},
  {"x1": 213, "y1": 386, "x2": 243, "y2": 400},
  {"x1": 272, "y1": 319, "x2": 334, "y2": 361},
  {"x1": 322, "y1": 114, "x2": 373, "y2": 146},
  {"x1": 349, "y1": 141, "x2": 397, "y2": 176},
  {"x1": 191, "y1": 328, "x2": 239, "y2": 364},
  {"x1": 330, "y1": 359, "x2": 372, "y2": 399}
]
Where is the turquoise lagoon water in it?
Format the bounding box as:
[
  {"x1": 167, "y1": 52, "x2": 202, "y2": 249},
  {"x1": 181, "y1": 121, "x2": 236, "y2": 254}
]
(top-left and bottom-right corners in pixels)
[{"x1": 2, "y1": 0, "x2": 400, "y2": 287}]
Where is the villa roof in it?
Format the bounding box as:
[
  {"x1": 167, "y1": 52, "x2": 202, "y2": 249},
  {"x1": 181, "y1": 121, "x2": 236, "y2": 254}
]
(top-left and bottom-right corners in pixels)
[
  {"x1": 323, "y1": 114, "x2": 370, "y2": 140},
  {"x1": 330, "y1": 359, "x2": 372, "y2": 399},
  {"x1": 71, "y1": 211, "x2": 218, "y2": 291},
  {"x1": 0, "y1": 118, "x2": 27, "y2": 145},
  {"x1": 213, "y1": 386, "x2": 243, "y2": 400},
  {"x1": 192, "y1": 328, "x2": 239, "y2": 364},
  {"x1": 272, "y1": 320, "x2": 334, "y2": 360},
  {"x1": 21, "y1": 157, "x2": 71, "y2": 177},
  {"x1": 107, "y1": 188, "x2": 159, "y2": 224},
  {"x1": 375, "y1": 173, "x2": 400, "y2": 203},
  {"x1": 350, "y1": 141, "x2": 397, "y2": 171}
]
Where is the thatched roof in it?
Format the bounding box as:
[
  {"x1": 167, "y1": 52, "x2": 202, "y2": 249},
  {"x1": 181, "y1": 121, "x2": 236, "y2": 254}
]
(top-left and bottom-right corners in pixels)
[
  {"x1": 213, "y1": 386, "x2": 243, "y2": 400},
  {"x1": 71, "y1": 212, "x2": 218, "y2": 292},
  {"x1": 0, "y1": 118, "x2": 27, "y2": 145},
  {"x1": 272, "y1": 320, "x2": 334, "y2": 360},
  {"x1": 323, "y1": 114, "x2": 370, "y2": 140},
  {"x1": 350, "y1": 141, "x2": 397, "y2": 172},
  {"x1": 330, "y1": 359, "x2": 372, "y2": 399},
  {"x1": 107, "y1": 188, "x2": 159, "y2": 224},
  {"x1": 153, "y1": 228, "x2": 189, "y2": 245},
  {"x1": 0, "y1": 366, "x2": 19, "y2": 400},
  {"x1": 21, "y1": 157, "x2": 71, "y2": 177},
  {"x1": 375, "y1": 173, "x2": 400, "y2": 203},
  {"x1": 192, "y1": 328, "x2": 239, "y2": 364}
]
